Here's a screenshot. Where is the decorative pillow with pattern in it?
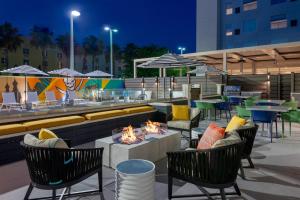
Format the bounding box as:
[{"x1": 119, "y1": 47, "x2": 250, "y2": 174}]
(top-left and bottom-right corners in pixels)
[
  {"x1": 24, "y1": 134, "x2": 68, "y2": 149},
  {"x1": 212, "y1": 131, "x2": 242, "y2": 148},
  {"x1": 197, "y1": 123, "x2": 225, "y2": 150}
]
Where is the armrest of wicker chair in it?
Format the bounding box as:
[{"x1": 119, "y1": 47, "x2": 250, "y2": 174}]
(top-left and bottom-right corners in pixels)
[{"x1": 167, "y1": 142, "x2": 244, "y2": 185}]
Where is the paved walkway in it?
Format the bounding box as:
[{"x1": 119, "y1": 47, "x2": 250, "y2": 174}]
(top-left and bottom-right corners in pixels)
[{"x1": 1, "y1": 119, "x2": 300, "y2": 200}]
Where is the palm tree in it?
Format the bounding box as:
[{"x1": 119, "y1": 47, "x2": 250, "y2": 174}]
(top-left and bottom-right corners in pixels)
[
  {"x1": 56, "y1": 34, "x2": 70, "y2": 57},
  {"x1": 30, "y1": 26, "x2": 53, "y2": 71},
  {"x1": 0, "y1": 22, "x2": 23, "y2": 69},
  {"x1": 82, "y1": 35, "x2": 105, "y2": 71}
]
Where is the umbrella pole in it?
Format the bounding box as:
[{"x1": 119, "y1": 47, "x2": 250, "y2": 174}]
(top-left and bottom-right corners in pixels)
[{"x1": 25, "y1": 75, "x2": 27, "y2": 105}]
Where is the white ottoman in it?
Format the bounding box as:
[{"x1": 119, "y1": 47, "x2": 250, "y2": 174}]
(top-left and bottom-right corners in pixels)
[{"x1": 115, "y1": 159, "x2": 155, "y2": 200}]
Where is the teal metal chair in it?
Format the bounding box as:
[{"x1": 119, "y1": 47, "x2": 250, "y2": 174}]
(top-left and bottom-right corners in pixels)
[
  {"x1": 282, "y1": 109, "x2": 300, "y2": 136},
  {"x1": 236, "y1": 106, "x2": 251, "y2": 118},
  {"x1": 196, "y1": 102, "x2": 216, "y2": 121}
]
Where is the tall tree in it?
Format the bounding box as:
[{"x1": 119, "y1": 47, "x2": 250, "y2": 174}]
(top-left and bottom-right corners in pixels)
[
  {"x1": 0, "y1": 22, "x2": 23, "y2": 69},
  {"x1": 30, "y1": 26, "x2": 53, "y2": 70},
  {"x1": 82, "y1": 35, "x2": 104, "y2": 71},
  {"x1": 56, "y1": 34, "x2": 70, "y2": 57},
  {"x1": 122, "y1": 43, "x2": 168, "y2": 78}
]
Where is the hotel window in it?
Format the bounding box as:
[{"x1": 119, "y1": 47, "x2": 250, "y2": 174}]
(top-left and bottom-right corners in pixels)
[
  {"x1": 226, "y1": 8, "x2": 233, "y2": 15},
  {"x1": 1, "y1": 58, "x2": 7, "y2": 64},
  {"x1": 57, "y1": 53, "x2": 62, "y2": 59},
  {"x1": 23, "y1": 59, "x2": 29, "y2": 65},
  {"x1": 243, "y1": 19, "x2": 257, "y2": 33},
  {"x1": 225, "y1": 24, "x2": 233, "y2": 36},
  {"x1": 234, "y1": 29, "x2": 241, "y2": 35},
  {"x1": 235, "y1": 7, "x2": 241, "y2": 14},
  {"x1": 226, "y1": 3, "x2": 233, "y2": 15},
  {"x1": 271, "y1": 0, "x2": 287, "y2": 4},
  {"x1": 23, "y1": 48, "x2": 29, "y2": 56},
  {"x1": 270, "y1": 15, "x2": 288, "y2": 29},
  {"x1": 243, "y1": 0, "x2": 257, "y2": 11},
  {"x1": 291, "y1": 19, "x2": 298, "y2": 27}
]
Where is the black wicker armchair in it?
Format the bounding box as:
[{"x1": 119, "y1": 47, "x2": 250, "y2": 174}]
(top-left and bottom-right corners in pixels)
[
  {"x1": 20, "y1": 142, "x2": 104, "y2": 200},
  {"x1": 236, "y1": 124, "x2": 259, "y2": 179},
  {"x1": 167, "y1": 108, "x2": 201, "y2": 141},
  {"x1": 167, "y1": 141, "x2": 244, "y2": 200}
]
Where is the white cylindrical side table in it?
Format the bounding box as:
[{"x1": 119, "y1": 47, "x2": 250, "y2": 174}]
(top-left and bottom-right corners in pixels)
[{"x1": 115, "y1": 159, "x2": 155, "y2": 200}]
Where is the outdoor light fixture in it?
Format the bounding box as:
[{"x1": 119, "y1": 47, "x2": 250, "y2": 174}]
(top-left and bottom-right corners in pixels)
[
  {"x1": 104, "y1": 25, "x2": 119, "y2": 77},
  {"x1": 71, "y1": 10, "x2": 81, "y2": 17},
  {"x1": 70, "y1": 10, "x2": 80, "y2": 70},
  {"x1": 178, "y1": 47, "x2": 186, "y2": 55}
]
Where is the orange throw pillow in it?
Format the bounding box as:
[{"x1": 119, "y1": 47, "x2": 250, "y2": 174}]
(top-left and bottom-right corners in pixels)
[{"x1": 197, "y1": 123, "x2": 225, "y2": 150}]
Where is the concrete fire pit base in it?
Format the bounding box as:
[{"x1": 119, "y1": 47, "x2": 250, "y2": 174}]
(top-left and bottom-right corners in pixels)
[{"x1": 95, "y1": 130, "x2": 181, "y2": 169}]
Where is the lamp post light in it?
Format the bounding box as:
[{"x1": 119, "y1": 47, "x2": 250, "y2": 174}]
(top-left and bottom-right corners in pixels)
[
  {"x1": 178, "y1": 47, "x2": 186, "y2": 77},
  {"x1": 178, "y1": 47, "x2": 186, "y2": 55},
  {"x1": 70, "y1": 10, "x2": 80, "y2": 70},
  {"x1": 104, "y1": 26, "x2": 118, "y2": 77}
]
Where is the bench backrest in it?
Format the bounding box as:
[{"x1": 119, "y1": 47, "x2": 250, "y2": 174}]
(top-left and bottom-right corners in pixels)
[{"x1": 27, "y1": 92, "x2": 39, "y2": 103}]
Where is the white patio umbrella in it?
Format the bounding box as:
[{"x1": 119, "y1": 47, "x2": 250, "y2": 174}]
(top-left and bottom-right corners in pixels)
[
  {"x1": 137, "y1": 53, "x2": 200, "y2": 69},
  {"x1": 187, "y1": 65, "x2": 223, "y2": 75},
  {"x1": 48, "y1": 68, "x2": 84, "y2": 77},
  {"x1": 0, "y1": 65, "x2": 48, "y2": 103},
  {"x1": 84, "y1": 70, "x2": 113, "y2": 77}
]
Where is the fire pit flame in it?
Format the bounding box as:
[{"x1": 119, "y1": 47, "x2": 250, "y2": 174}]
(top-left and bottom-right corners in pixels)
[
  {"x1": 145, "y1": 120, "x2": 161, "y2": 134},
  {"x1": 121, "y1": 125, "x2": 138, "y2": 144}
]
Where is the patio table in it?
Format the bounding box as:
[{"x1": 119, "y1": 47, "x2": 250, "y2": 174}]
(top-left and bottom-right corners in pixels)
[
  {"x1": 255, "y1": 99, "x2": 286, "y2": 106},
  {"x1": 246, "y1": 106, "x2": 290, "y2": 113},
  {"x1": 194, "y1": 99, "x2": 224, "y2": 121},
  {"x1": 228, "y1": 95, "x2": 251, "y2": 99}
]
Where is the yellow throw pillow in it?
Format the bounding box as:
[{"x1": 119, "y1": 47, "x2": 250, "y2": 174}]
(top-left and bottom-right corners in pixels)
[
  {"x1": 225, "y1": 116, "x2": 246, "y2": 133},
  {"x1": 172, "y1": 105, "x2": 189, "y2": 121},
  {"x1": 38, "y1": 128, "x2": 58, "y2": 140}
]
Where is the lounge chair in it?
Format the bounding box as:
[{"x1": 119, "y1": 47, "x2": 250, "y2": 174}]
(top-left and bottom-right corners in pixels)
[
  {"x1": 0, "y1": 92, "x2": 23, "y2": 111},
  {"x1": 45, "y1": 91, "x2": 59, "y2": 106},
  {"x1": 27, "y1": 91, "x2": 46, "y2": 109},
  {"x1": 68, "y1": 90, "x2": 87, "y2": 105}
]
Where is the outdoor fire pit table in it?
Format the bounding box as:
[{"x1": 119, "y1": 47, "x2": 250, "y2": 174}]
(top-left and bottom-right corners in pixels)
[
  {"x1": 115, "y1": 159, "x2": 155, "y2": 200},
  {"x1": 95, "y1": 129, "x2": 181, "y2": 169}
]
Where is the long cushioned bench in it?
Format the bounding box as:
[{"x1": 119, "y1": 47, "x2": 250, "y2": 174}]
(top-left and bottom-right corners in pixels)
[
  {"x1": 0, "y1": 106, "x2": 155, "y2": 136},
  {"x1": 84, "y1": 110, "x2": 127, "y2": 120},
  {"x1": 22, "y1": 116, "x2": 86, "y2": 131},
  {"x1": 123, "y1": 106, "x2": 154, "y2": 114},
  {"x1": 0, "y1": 124, "x2": 27, "y2": 136}
]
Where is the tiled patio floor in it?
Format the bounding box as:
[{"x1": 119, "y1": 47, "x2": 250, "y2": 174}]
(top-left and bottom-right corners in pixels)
[{"x1": 1, "y1": 119, "x2": 300, "y2": 200}]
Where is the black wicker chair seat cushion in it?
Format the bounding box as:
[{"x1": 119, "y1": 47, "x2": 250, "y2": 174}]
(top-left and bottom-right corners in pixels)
[
  {"x1": 21, "y1": 142, "x2": 103, "y2": 189},
  {"x1": 167, "y1": 142, "x2": 244, "y2": 187}
]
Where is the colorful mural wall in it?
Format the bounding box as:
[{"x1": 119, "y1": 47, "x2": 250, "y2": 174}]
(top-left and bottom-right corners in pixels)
[{"x1": 0, "y1": 76, "x2": 125, "y2": 103}]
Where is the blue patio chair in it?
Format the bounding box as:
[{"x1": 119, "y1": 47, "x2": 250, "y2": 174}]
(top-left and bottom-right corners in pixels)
[
  {"x1": 229, "y1": 97, "x2": 242, "y2": 106},
  {"x1": 215, "y1": 102, "x2": 231, "y2": 122},
  {"x1": 251, "y1": 110, "x2": 278, "y2": 143},
  {"x1": 190, "y1": 100, "x2": 197, "y2": 108}
]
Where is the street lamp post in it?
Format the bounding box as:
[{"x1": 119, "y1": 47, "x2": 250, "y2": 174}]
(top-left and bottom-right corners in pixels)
[
  {"x1": 104, "y1": 26, "x2": 118, "y2": 77},
  {"x1": 70, "y1": 10, "x2": 80, "y2": 70},
  {"x1": 178, "y1": 46, "x2": 186, "y2": 55},
  {"x1": 178, "y1": 47, "x2": 186, "y2": 76}
]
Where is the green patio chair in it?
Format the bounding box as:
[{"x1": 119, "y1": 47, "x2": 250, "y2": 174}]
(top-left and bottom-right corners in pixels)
[
  {"x1": 281, "y1": 109, "x2": 300, "y2": 136},
  {"x1": 221, "y1": 96, "x2": 229, "y2": 102},
  {"x1": 196, "y1": 102, "x2": 216, "y2": 120},
  {"x1": 244, "y1": 99, "x2": 255, "y2": 107},
  {"x1": 282, "y1": 100, "x2": 298, "y2": 110},
  {"x1": 236, "y1": 106, "x2": 251, "y2": 118}
]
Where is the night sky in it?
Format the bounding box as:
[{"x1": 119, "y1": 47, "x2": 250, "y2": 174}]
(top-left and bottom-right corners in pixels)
[{"x1": 0, "y1": 0, "x2": 196, "y2": 52}]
